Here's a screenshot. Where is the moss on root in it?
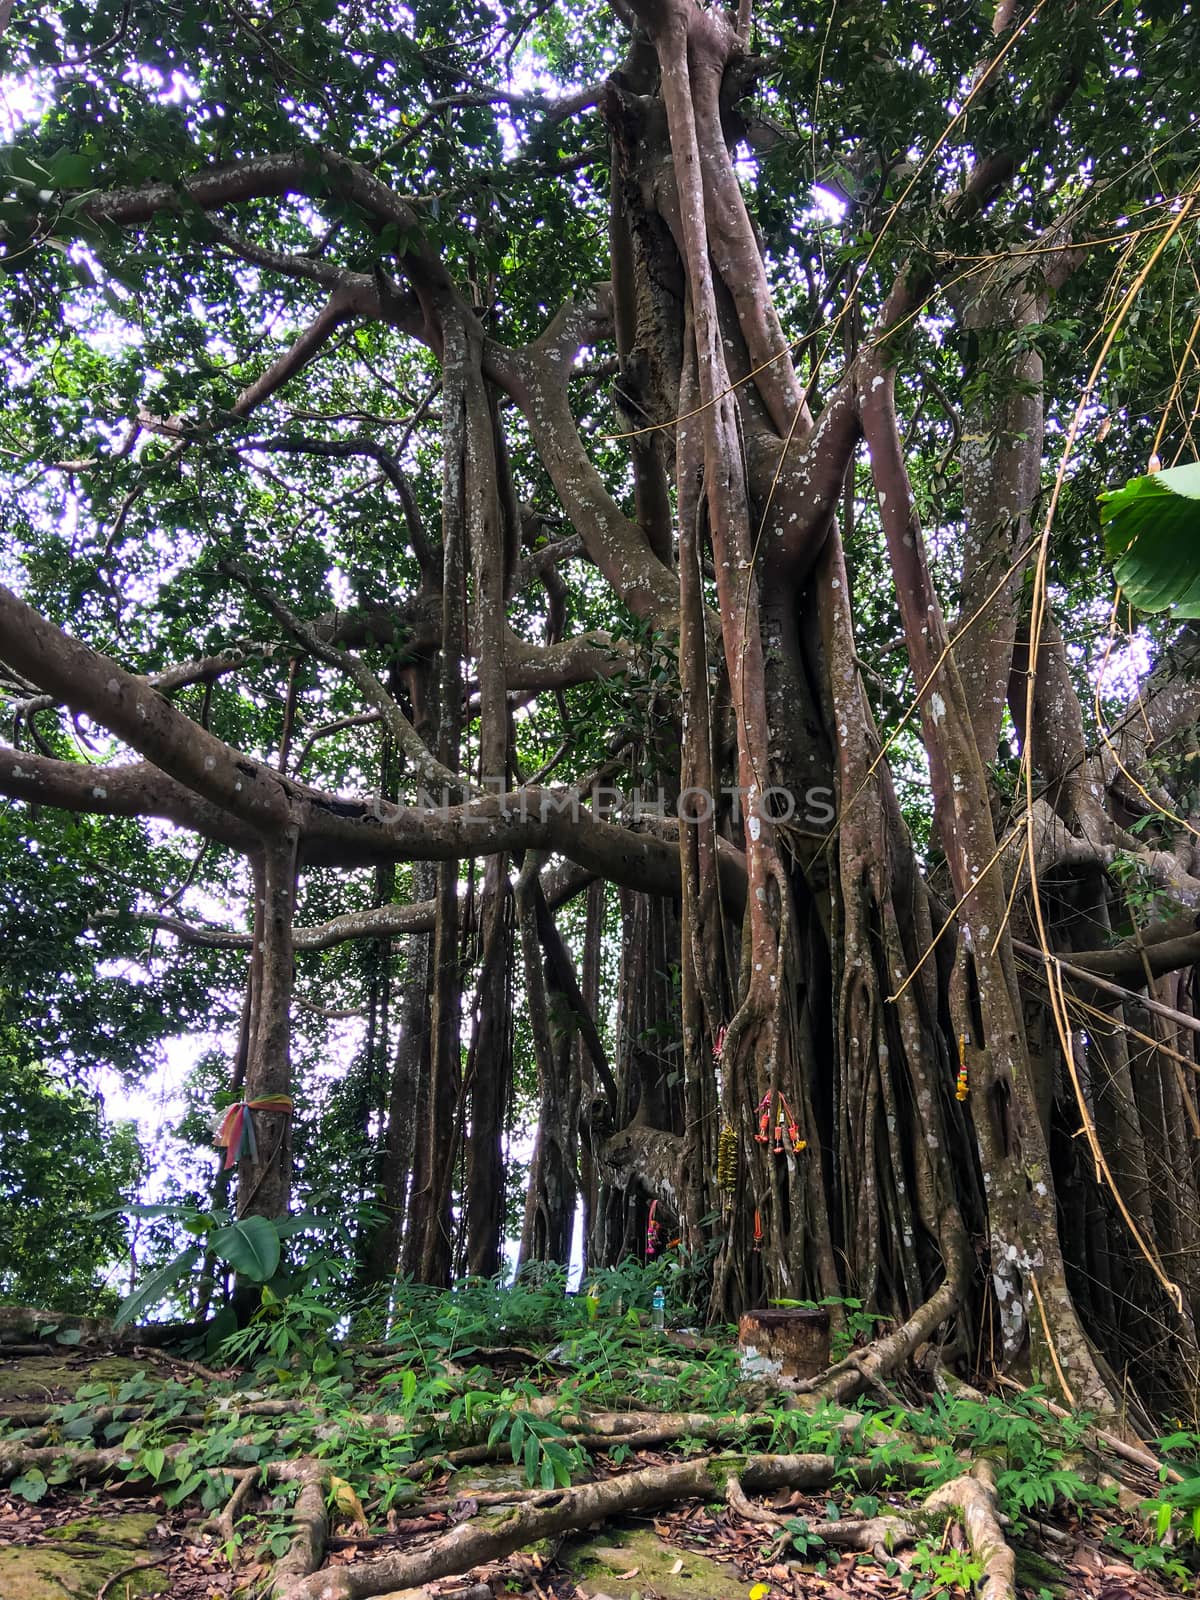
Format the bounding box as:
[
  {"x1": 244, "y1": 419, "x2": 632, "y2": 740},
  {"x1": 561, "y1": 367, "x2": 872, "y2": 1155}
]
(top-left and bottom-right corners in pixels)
[
  {"x1": 560, "y1": 1524, "x2": 739, "y2": 1600},
  {"x1": 0, "y1": 1511, "x2": 165, "y2": 1599},
  {"x1": 0, "y1": 1354, "x2": 144, "y2": 1405}
]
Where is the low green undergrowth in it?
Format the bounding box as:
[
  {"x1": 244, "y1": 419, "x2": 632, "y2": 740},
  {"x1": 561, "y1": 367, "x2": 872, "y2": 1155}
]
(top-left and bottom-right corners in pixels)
[{"x1": 3, "y1": 1267, "x2": 1200, "y2": 1588}]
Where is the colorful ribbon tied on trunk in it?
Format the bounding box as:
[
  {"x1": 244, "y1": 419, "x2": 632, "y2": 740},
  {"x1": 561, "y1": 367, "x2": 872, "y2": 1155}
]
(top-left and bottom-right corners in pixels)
[
  {"x1": 215, "y1": 1096, "x2": 294, "y2": 1170},
  {"x1": 646, "y1": 1198, "x2": 662, "y2": 1258}
]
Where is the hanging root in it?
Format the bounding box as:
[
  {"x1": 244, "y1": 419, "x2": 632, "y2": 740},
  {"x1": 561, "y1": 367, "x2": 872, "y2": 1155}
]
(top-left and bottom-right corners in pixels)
[{"x1": 925, "y1": 1461, "x2": 1016, "y2": 1600}]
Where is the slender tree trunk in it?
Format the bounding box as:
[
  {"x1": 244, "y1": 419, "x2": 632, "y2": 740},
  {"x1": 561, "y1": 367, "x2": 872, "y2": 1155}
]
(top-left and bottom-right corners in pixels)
[
  {"x1": 362, "y1": 860, "x2": 435, "y2": 1290},
  {"x1": 464, "y1": 856, "x2": 512, "y2": 1278},
  {"x1": 238, "y1": 829, "x2": 299, "y2": 1222}
]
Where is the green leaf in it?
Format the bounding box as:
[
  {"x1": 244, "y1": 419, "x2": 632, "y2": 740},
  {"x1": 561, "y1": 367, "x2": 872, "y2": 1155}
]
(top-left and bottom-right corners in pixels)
[
  {"x1": 1100, "y1": 462, "x2": 1200, "y2": 614},
  {"x1": 10, "y1": 1469, "x2": 48, "y2": 1503},
  {"x1": 209, "y1": 1215, "x2": 281, "y2": 1281},
  {"x1": 273, "y1": 1211, "x2": 329, "y2": 1239},
  {"x1": 46, "y1": 151, "x2": 96, "y2": 190},
  {"x1": 141, "y1": 1446, "x2": 166, "y2": 1482},
  {"x1": 114, "y1": 1245, "x2": 201, "y2": 1329},
  {"x1": 163, "y1": 1471, "x2": 206, "y2": 1507},
  {"x1": 10, "y1": 1465, "x2": 49, "y2": 1504}
]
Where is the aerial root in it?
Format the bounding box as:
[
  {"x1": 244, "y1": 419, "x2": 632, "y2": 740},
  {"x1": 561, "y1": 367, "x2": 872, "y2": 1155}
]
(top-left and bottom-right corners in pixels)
[{"x1": 925, "y1": 1460, "x2": 1016, "y2": 1600}]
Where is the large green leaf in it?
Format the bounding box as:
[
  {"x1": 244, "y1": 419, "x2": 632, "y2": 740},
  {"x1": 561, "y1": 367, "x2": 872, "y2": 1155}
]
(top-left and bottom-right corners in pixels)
[
  {"x1": 1100, "y1": 462, "x2": 1200, "y2": 614},
  {"x1": 113, "y1": 1245, "x2": 201, "y2": 1329},
  {"x1": 208, "y1": 1215, "x2": 281, "y2": 1282}
]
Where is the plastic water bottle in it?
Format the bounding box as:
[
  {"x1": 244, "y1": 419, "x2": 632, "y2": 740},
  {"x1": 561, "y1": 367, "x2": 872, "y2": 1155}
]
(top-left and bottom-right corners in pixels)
[{"x1": 651, "y1": 1286, "x2": 665, "y2": 1332}]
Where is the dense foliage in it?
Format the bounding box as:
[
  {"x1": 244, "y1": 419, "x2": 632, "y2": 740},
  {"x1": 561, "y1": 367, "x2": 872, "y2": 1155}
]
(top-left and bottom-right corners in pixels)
[{"x1": 0, "y1": 1027, "x2": 142, "y2": 1311}]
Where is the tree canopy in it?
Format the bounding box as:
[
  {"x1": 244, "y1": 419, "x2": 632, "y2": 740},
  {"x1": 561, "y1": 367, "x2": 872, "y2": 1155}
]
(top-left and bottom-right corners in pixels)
[{"x1": 2, "y1": 0, "x2": 1200, "y2": 1436}]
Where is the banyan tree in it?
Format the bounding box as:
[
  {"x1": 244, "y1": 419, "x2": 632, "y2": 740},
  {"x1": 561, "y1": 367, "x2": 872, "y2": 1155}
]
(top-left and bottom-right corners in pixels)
[{"x1": 2, "y1": 0, "x2": 1200, "y2": 1422}]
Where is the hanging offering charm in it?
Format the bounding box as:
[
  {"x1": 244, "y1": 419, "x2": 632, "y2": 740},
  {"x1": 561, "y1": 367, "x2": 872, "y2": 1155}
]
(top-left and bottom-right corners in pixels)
[
  {"x1": 716, "y1": 1124, "x2": 738, "y2": 1194},
  {"x1": 956, "y1": 1033, "x2": 970, "y2": 1101},
  {"x1": 754, "y1": 1092, "x2": 806, "y2": 1153}
]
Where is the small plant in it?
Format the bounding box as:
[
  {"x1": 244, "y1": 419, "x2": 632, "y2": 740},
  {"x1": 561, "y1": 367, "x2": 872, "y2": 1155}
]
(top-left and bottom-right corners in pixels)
[
  {"x1": 98, "y1": 1202, "x2": 358, "y2": 1328},
  {"x1": 782, "y1": 1516, "x2": 827, "y2": 1560},
  {"x1": 216, "y1": 1284, "x2": 343, "y2": 1376},
  {"x1": 903, "y1": 1539, "x2": 983, "y2": 1597},
  {"x1": 769, "y1": 1294, "x2": 889, "y2": 1361},
  {"x1": 488, "y1": 1403, "x2": 583, "y2": 1489},
  {"x1": 1103, "y1": 1521, "x2": 1196, "y2": 1587}
]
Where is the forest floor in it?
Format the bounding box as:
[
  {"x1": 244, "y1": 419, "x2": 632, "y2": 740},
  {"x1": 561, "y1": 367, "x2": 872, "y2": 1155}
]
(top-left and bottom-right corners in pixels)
[{"x1": 0, "y1": 1283, "x2": 1196, "y2": 1600}]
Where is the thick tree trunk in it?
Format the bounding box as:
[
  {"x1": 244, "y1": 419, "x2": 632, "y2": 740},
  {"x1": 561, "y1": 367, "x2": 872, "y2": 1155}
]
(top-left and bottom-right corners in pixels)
[{"x1": 13, "y1": 0, "x2": 1200, "y2": 1430}]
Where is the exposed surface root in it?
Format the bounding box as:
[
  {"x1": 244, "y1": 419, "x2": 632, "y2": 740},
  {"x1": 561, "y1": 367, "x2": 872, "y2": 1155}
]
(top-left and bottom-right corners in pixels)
[
  {"x1": 925, "y1": 1460, "x2": 1016, "y2": 1600},
  {"x1": 726, "y1": 1473, "x2": 918, "y2": 1555},
  {"x1": 369, "y1": 1588, "x2": 491, "y2": 1600},
  {"x1": 95, "y1": 1555, "x2": 170, "y2": 1599},
  {"x1": 994, "y1": 1374, "x2": 1182, "y2": 1485},
  {"x1": 725, "y1": 1473, "x2": 781, "y2": 1525},
  {"x1": 271, "y1": 1458, "x2": 330, "y2": 1597},
  {"x1": 0, "y1": 1438, "x2": 186, "y2": 1483},
  {"x1": 798, "y1": 1515, "x2": 920, "y2": 1552},
  {"x1": 813, "y1": 1271, "x2": 962, "y2": 1404},
  {"x1": 202, "y1": 1464, "x2": 259, "y2": 1544},
  {"x1": 277, "y1": 1451, "x2": 866, "y2": 1600}
]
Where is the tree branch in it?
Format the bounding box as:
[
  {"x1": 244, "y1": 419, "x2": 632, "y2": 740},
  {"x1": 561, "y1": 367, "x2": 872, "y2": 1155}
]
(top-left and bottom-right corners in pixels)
[
  {"x1": 0, "y1": 583, "x2": 293, "y2": 833},
  {"x1": 0, "y1": 746, "x2": 257, "y2": 851},
  {"x1": 220, "y1": 561, "x2": 470, "y2": 798}
]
